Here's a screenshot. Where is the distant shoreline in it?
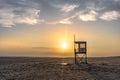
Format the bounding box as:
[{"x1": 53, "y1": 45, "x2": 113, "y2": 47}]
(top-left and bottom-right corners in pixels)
[{"x1": 0, "y1": 56, "x2": 120, "y2": 58}]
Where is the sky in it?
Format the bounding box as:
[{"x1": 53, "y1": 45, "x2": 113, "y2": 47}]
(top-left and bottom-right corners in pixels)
[{"x1": 0, "y1": 0, "x2": 120, "y2": 57}]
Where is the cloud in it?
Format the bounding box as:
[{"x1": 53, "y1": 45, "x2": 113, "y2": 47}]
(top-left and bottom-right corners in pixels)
[
  {"x1": 0, "y1": 9, "x2": 14, "y2": 27},
  {"x1": 61, "y1": 4, "x2": 79, "y2": 12},
  {"x1": 0, "y1": 0, "x2": 44, "y2": 27},
  {"x1": 100, "y1": 11, "x2": 120, "y2": 21},
  {"x1": 0, "y1": 8, "x2": 43, "y2": 27},
  {"x1": 59, "y1": 18, "x2": 72, "y2": 24},
  {"x1": 46, "y1": 10, "x2": 98, "y2": 24},
  {"x1": 46, "y1": 15, "x2": 76, "y2": 25},
  {"x1": 14, "y1": 9, "x2": 44, "y2": 24},
  {"x1": 46, "y1": 18, "x2": 72, "y2": 25},
  {"x1": 77, "y1": 10, "x2": 98, "y2": 21}
]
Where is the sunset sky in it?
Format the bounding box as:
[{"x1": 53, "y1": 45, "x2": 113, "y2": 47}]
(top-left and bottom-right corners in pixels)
[{"x1": 0, "y1": 0, "x2": 120, "y2": 57}]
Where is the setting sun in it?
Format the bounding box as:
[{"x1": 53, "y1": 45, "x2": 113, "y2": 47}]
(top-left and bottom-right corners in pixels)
[{"x1": 61, "y1": 43, "x2": 67, "y2": 49}]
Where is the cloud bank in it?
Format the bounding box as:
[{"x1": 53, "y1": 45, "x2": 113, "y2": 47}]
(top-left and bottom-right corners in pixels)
[{"x1": 0, "y1": 0, "x2": 120, "y2": 27}]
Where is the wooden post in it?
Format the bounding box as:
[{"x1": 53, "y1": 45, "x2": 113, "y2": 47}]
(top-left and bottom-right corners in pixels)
[
  {"x1": 85, "y1": 42, "x2": 87, "y2": 64},
  {"x1": 74, "y1": 35, "x2": 76, "y2": 64}
]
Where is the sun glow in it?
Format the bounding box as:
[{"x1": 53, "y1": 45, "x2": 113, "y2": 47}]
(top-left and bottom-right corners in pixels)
[{"x1": 61, "y1": 42, "x2": 67, "y2": 49}]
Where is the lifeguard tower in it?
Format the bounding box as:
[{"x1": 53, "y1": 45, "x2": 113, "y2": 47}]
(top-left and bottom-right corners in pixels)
[{"x1": 74, "y1": 35, "x2": 87, "y2": 64}]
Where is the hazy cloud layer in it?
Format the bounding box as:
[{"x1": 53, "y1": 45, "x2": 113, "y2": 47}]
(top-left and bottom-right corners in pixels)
[{"x1": 0, "y1": 0, "x2": 120, "y2": 27}]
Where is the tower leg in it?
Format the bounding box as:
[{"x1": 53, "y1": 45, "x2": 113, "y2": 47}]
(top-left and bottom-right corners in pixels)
[
  {"x1": 75, "y1": 53, "x2": 76, "y2": 64},
  {"x1": 85, "y1": 54, "x2": 87, "y2": 64}
]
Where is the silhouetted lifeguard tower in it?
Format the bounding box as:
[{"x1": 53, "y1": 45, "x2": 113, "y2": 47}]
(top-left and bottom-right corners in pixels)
[{"x1": 74, "y1": 35, "x2": 87, "y2": 64}]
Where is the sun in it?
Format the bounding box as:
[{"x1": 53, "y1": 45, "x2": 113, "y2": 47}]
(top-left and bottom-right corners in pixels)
[{"x1": 61, "y1": 42, "x2": 67, "y2": 49}]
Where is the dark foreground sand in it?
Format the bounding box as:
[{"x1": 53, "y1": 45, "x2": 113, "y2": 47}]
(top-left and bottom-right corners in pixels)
[{"x1": 0, "y1": 57, "x2": 120, "y2": 80}]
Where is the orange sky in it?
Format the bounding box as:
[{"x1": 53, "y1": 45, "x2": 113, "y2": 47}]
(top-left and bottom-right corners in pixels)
[{"x1": 0, "y1": 0, "x2": 120, "y2": 57}]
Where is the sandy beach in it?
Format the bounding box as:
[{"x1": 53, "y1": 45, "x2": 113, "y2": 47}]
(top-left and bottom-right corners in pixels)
[{"x1": 0, "y1": 57, "x2": 120, "y2": 80}]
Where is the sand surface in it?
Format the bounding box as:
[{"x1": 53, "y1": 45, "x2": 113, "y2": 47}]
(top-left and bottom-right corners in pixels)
[{"x1": 0, "y1": 57, "x2": 120, "y2": 80}]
